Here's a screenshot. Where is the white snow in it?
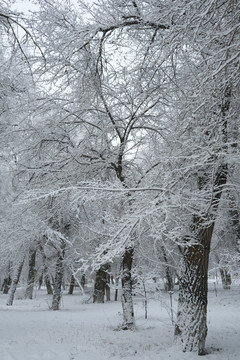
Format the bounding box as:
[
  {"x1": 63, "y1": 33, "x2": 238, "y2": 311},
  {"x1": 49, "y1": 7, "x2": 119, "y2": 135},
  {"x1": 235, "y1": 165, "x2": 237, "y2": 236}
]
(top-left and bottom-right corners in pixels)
[{"x1": 0, "y1": 283, "x2": 239, "y2": 360}]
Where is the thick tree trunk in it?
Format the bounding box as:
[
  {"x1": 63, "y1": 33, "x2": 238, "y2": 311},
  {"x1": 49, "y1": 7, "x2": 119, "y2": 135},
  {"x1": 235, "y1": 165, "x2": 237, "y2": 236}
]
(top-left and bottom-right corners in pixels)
[
  {"x1": 220, "y1": 268, "x2": 231, "y2": 289},
  {"x1": 175, "y1": 235, "x2": 211, "y2": 354},
  {"x1": 93, "y1": 264, "x2": 109, "y2": 303},
  {"x1": 121, "y1": 247, "x2": 134, "y2": 330},
  {"x1": 25, "y1": 249, "x2": 37, "y2": 299},
  {"x1": 7, "y1": 257, "x2": 25, "y2": 306},
  {"x1": 175, "y1": 124, "x2": 228, "y2": 354},
  {"x1": 52, "y1": 248, "x2": 65, "y2": 310}
]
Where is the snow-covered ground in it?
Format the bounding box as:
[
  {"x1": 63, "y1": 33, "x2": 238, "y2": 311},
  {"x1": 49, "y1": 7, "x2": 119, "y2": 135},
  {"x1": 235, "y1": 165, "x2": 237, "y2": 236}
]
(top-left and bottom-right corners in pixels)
[{"x1": 0, "y1": 282, "x2": 239, "y2": 360}]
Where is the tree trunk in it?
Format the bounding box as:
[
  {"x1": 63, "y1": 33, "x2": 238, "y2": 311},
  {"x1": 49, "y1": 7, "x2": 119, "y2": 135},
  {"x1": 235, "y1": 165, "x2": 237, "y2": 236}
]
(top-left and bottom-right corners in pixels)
[
  {"x1": 2, "y1": 262, "x2": 12, "y2": 294},
  {"x1": 45, "y1": 273, "x2": 53, "y2": 295},
  {"x1": 39, "y1": 245, "x2": 53, "y2": 294},
  {"x1": 38, "y1": 272, "x2": 43, "y2": 290},
  {"x1": 105, "y1": 264, "x2": 111, "y2": 301},
  {"x1": 175, "y1": 235, "x2": 211, "y2": 354},
  {"x1": 25, "y1": 248, "x2": 37, "y2": 299},
  {"x1": 93, "y1": 264, "x2": 109, "y2": 303},
  {"x1": 106, "y1": 270, "x2": 111, "y2": 301},
  {"x1": 229, "y1": 197, "x2": 240, "y2": 255},
  {"x1": 114, "y1": 276, "x2": 119, "y2": 301},
  {"x1": 175, "y1": 124, "x2": 228, "y2": 354},
  {"x1": 220, "y1": 268, "x2": 231, "y2": 289},
  {"x1": 7, "y1": 257, "x2": 25, "y2": 306},
  {"x1": 2, "y1": 276, "x2": 11, "y2": 294},
  {"x1": 68, "y1": 274, "x2": 75, "y2": 295},
  {"x1": 162, "y1": 246, "x2": 174, "y2": 292},
  {"x1": 80, "y1": 274, "x2": 85, "y2": 290},
  {"x1": 52, "y1": 248, "x2": 65, "y2": 310},
  {"x1": 121, "y1": 247, "x2": 134, "y2": 330}
]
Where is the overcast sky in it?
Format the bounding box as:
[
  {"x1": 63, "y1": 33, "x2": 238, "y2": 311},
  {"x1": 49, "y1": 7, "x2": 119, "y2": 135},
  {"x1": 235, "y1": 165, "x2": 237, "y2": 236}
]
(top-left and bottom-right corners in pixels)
[
  {"x1": 13, "y1": 0, "x2": 94, "y2": 13},
  {"x1": 13, "y1": 0, "x2": 38, "y2": 13}
]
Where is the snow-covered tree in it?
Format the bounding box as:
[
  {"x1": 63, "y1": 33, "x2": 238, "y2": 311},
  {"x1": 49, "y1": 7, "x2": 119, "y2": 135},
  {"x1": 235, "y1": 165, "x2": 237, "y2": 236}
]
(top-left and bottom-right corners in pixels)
[{"x1": 1, "y1": 0, "x2": 239, "y2": 355}]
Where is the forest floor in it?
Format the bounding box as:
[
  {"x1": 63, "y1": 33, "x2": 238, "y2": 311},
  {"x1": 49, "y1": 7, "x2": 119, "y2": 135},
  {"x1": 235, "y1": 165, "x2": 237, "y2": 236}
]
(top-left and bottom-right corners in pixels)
[{"x1": 0, "y1": 281, "x2": 239, "y2": 360}]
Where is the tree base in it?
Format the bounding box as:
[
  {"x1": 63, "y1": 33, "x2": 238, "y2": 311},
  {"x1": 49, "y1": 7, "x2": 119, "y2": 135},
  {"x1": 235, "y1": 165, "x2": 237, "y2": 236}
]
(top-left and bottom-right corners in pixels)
[{"x1": 121, "y1": 323, "x2": 135, "y2": 331}]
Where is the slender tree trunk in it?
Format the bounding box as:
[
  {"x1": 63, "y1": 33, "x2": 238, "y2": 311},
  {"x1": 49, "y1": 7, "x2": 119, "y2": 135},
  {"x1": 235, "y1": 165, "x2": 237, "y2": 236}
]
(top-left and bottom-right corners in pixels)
[
  {"x1": 39, "y1": 245, "x2": 53, "y2": 294},
  {"x1": 106, "y1": 282, "x2": 111, "y2": 301},
  {"x1": 25, "y1": 249, "x2": 37, "y2": 299},
  {"x1": 45, "y1": 273, "x2": 53, "y2": 295},
  {"x1": 68, "y1": 274, "x2": 75, "y2": 295},
  {"x1": 121, "y1": 247, "x2": 134, "y2": 330},
  {"x1": 80, "y1": 274, "x2": 85, "y2": 290},
  {"x1": 7, "y1": 257, "x2": 25, "y2": 306},
  {"x1": 114, "y1": 276, "x2": 119, "y2": 301},
  {"x1": 106, "y1": 270, "x2": 111, "y2": 301},
  {"x1": 69, "y1": 273, "x2": 85, "y2": 295},
  {"x1": 52, "y1": 247, "x2": 65, "y2": 310},
  {"x1": 38, "y1": 272, "x2": 43, "y2": 290},
  {"x1": 220, "y1": 268, "x2": 231, "y2": 289},
  {"x1": 2, "y1": 262, "x2": 12, "y2": 294},
  {"x1": 162, "y1": 246, "x2": 174, "y2": 292}
]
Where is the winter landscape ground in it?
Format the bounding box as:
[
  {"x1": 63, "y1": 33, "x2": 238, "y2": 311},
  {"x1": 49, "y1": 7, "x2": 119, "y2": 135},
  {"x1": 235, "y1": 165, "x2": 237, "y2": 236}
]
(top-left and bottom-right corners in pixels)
[{"x1": 0, "y1": 281, "x2": 239, "y2": 360}]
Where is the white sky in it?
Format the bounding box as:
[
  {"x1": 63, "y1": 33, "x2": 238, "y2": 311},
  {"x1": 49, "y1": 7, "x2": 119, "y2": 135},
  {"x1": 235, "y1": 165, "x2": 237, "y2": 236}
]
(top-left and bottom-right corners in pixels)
[
  {"x1": 13, "y1": 0, "x2": 39, "y2": 13},
  {"x1": 13, "y1": 0, "x2": 94, "y2": 13}
]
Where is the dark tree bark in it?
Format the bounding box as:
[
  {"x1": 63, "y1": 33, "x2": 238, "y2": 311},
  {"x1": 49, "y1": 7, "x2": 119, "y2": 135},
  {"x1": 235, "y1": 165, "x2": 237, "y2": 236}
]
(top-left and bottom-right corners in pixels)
[
  {"x1": 38, "y1": 244, "x2": 53, "y2": 294},
  {"x1": 220, "y1": 268, "x2": 231, "y2": 290},
  {"x1": 105, "y1": 264, "x2": 111, "y2": 301},
  {"x1": 2, "y1": 262, "x2": 12, "y2": 294},
  {"x1": 93, "y1": 264, "x2": 109, "y2": 303},
  {"x1": 25, "y1": 248, "x2": 37, "y2": 299},
  {"x1": 121, "y1": 247, "x2": 134, "y2": 330},
  {"x1": 7, "y1": 257, "x2": 25, "y2": 306},
  {"x1": 175, "y1": 163, "x2": 228, "y2": 354},
  {"x1": 229, "y1": 197, "x2": 240, "y2": 255},
  {"x1": 2, "y1": 276, "x2": 11, "y2": 294},
  {"x1": 175, "y1": 80, "x2": 230, "y2": 354},
  {"x1": 80, "y1": 274, "x2": 85, "y2": 290},
  {"x1": 68, "y1": 274, "x2": 75, "y2": 295},
  {"x1": 175, "y1": 222, "x2": 213, "y2": 354},
  {"x1": 38, "y1": 273, "x2": 43, "y2": 290},
  {"x1": 45, "y1": 273, "x2": 53, "y2": 295},
  {"x1": 162, "y1": 246, "x2": 174, "y2": 292}
]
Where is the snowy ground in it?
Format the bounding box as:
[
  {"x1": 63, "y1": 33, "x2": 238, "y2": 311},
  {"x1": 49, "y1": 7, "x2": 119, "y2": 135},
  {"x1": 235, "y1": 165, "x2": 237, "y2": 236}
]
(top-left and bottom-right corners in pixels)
[{"x1": 0, "y1": 282, "x2": 239, "y2": 360}]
